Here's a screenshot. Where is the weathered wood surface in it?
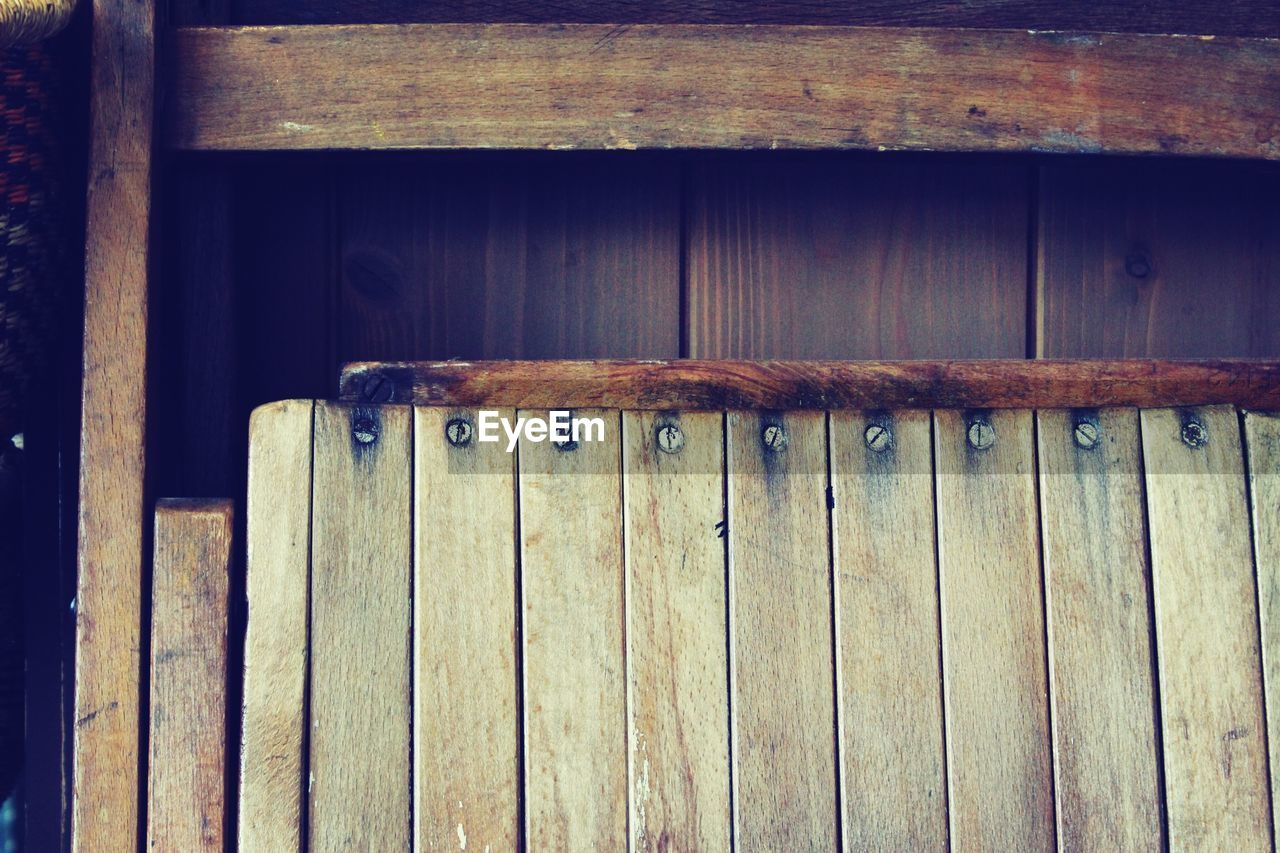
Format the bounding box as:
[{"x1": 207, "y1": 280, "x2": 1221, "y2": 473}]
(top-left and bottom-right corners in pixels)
[
  {"x1": 341, "y1": 359, "x2": 1280, "y2": 410},
  {"x1": 1142, "y1": 406, "x2": 1271, "y2": 848},
  {"x1": 168, "y1": 25, "x2": 1280, "y2": 158},
  {"x1": 829, "y1": 410, "x2": 946, "y2": 848},
  {"x1": 1036, "y1": 408, "x2": 1162, "y2": 849},
  {"x1": 414, "y1": 407, "x2": 520, "y2": 851},
  {"x1": 147, "y1": 499, "x2": 233, "y2": 851},
  {"x1": 622, "y1": 411, "x2": 731, "y2": 849},
  {"x1": 239, "y1": 401, "x2": 312, "y2": 852},
  {"x1": 1245, "y1": 411, "x2": 1280, "y2": 840}
]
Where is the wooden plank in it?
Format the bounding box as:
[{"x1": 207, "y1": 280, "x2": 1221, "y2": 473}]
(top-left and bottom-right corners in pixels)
[
  {"x1": 1245, "y1": 410, "x2": 1280, "y2": 840},
  {"x1": 518, "y1": 409, "x2": 626, "y2": 848},
  {"x1": 687, "y1": 156, "x2": 1027, "y2": 358},
  {"x1": 1143, "y1": 405, "x2": 1271, "y2": 847},
  {"x1": 309, "y1": 402, "x2": 412, "y2": 849},
  {"x1": 621, "y1": 411, "x2": 730, "y2": 849},
  {"x1": 1035, "y1": 408, "x2": 1162, "y2": 849},
  {"x1": 73, "y1": 0, "x2": 156, "y2": 846},
  {"x1": 168, "y1": 25, "x2": 1280, "y2": 158},
  {"x1": 147, "y1": 499, "x2": 233, "y2": 851},
  {"x1": 829, "y1": 410, "x2": 946, "y2": 848},
  {"x1": 239, "y1": 400, "x2": 313, "y2": 852},
  {"x1": 340, "y1": 359, "x2": 1280, "y2": 411},
  {"x1": 726, "y1": 411, "x2": 837, "y2": 848},
  {"x1": 414, "y1": 407, "x2": 519, "y2": 851},
  {"x1": 1038, "y1": 161, "x2": 1280, "y2": 358},
  {"x1": 934, "y1": 409, "x2": 1053, "y2": 848}
]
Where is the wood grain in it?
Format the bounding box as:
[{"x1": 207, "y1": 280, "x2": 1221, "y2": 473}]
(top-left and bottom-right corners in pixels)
[
  {"x1": 1142, "y1": 406, "x2": 1271, "y2": 848},
  {"x1": 622, "y1": 411, "x2": 730, "y2": 850},
  {"x1": 687, "y1": 155, "x2": 1027, "y2": 358},
  {"x1": 726, "y1": 411, "x2": 837, "y2": 849},
  {"x1": 168, "y1": 25, "x2": 1280, "y2": 158},
  {"x1": 829, "y1": 410, "x2": 946, "y2": 848},
  {"x1": 1035, "y1": 408, "x2": 1162, "y2": 849},
  {"x1": 239, "y1": 400, "x2": 313, "y2": 852},
  {"x1": 518, "y1": 409, "x2": 627, "y2": 849},
  {"x1": 147, "y1": 499, "x2": 233, "y2": 851},
  {"x1": 1245, "y1": 410, "x2": 1280, "y2": 841},
  {"x1": 414, "y1": 407, "x2": 519, "y2": 851},
  {"x1": 933, "y1": 409, "x2": 1053, "y2": 849},
  {"x1": 308, "y1": 402, "x2": 412, "y2": 849}
]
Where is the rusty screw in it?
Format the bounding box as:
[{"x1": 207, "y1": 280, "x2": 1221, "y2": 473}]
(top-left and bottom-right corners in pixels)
[
  {"x1": 762, "y1": 423, "x2": 788, "y2": 452},
  {"x1": 362, "y1": 373, "x2": 394, "y2": 403},
  {"x1": 656, "y1": 422, "x2": 684, "y2": 454},
  {"x1": 1073, "y1": 419, "x2": 1100, "y2": 450},
  {"x1": 1181, "y1": 419, "x2": 1208, "y2": 448},
  {"x1": 967, "y1": 417, "x2": 996, "y2": 451},
  {"x1": 445, "y1": 417, "x2": 473, "y2": 448},
  {"x1": 864, "y1": 423, "x2": 892, "y2": 453},
  {"x1": 352, "y1": 417, "x2": 378, "y2": 445}
]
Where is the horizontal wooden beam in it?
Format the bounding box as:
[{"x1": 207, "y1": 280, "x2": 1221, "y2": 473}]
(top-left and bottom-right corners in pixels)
[
  {"x1": 168, "y1": 25, "x2": 1280, "y2": 157},
  {"x1": 338, "y1": 359, "x2": 1280, "y2": 410}
]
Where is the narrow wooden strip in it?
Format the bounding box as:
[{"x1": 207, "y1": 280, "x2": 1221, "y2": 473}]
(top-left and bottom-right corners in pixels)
[
  {"x1": 309, "y1": 403, "x2": 412, "y2": 849},
  {"x1": 1143, "y1": 406, "x2": 1271, "y2": 847},
  {"x1": 622, "y1": 411, "x2": 730, "y2": 850},
  {"x1": 934, "y1": 409, "x2": 1053, "y2": 848},
  {"x1": 1245, "y1": 411, "x2": 1280, "y2": 841},
  {"x1": 240, "y1": 400, "x2": 313, "y2": 852},
  {"x1": 518, "y1": 409, "x2": 626, "y2": 848},
  {"x1": 829, "y1": 410, "x2": 946, "y2": 848},
  {"x1": 414, "y1": 407, "x2": 519, "y2": 851},
  {"x1": 727, "y1": 411, "x2": 837, "y2": 848},
  {"x1": 340, "y1": 359, "x2": 1280, "y2": 411},
  {"x1": 1036, "y1": 408, "x2": 1162, "y2": 848},
  {"x1": 147, "y1": 499, "x2": 233, "y2": 851}
]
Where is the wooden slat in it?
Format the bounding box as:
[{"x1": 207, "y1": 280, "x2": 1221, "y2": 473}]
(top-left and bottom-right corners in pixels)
[
  {"x1": 239, "y1": 400, "x2": 313, "y2": 852},
  {"x1": 340, "y1": 359, "x2": 1280, "y2": 411},
  {"x1": 1245, "y1": 410, "x2": 1280, "y2": 839},
  {"x1": 1143, "y1": 406, "x2": 1271, "y2": 847},
  {"x1": 518, "y1": 409, "x2": 627, "y2": 848},
  {"x1": 1035, "y1": 408, "x2": 1162, "y2": 848},
  {"x1": 147, "y1": 499, "x2": 233, "y2": 851},
  {"x1": 829, "y1": 410, "x2": 946, "y2": 848},
  {"x1": 309, "y1": 403, "x2": 412, "y2": 849},
  {"x1": 414, "y1": 407, "x2": 519, "y2": 851},
  {"x1": 168, "y1": 25, "x2": 1280, "y2": 158},
  {"x1": 622, "y1": 411, "x2": 730, "y2": 849},
  {"x1": 934, "y1": 409, "x2": 1053, "y2": 848},
  {"x1": 726, "y1": 411, "x2": 837, "y2": 848}
]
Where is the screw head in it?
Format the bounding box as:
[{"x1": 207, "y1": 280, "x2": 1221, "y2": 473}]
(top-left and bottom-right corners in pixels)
[
  {"x1": 967, "y1": 418, "x2": 996, "y2": 451},
  {"x1": 762, "y1": 423, "x2": 788, "y2": 452},
  {"x1": 1073, "y1": 419, "x2": 1100, "y2": 450},
  {"x1": 362, "y1": 374, "x2": 394, "y2": 403},
  {"x1": 352, "y1": 417, "x2": 378, "y2": 445},
  {"x1": 864, "y1": 423, "x2": 892, "y2": 453},
  {"x1": 1125, "y1": 252, "x2": 1152, "y2": 279},
  {"x1": 445, "y1": 417, "x2": 473, "y2": 447},
  {"x1": 1181, "y1": 419, "x2": 1208, "y2": 448},
  {"x1": 656, "y1": 422, "x2": 684, "y2": 454}
]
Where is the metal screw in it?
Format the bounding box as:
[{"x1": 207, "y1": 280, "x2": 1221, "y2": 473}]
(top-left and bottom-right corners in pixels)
[
  {"x1": 656, "y1": 422, "x2": 684, "y2": 454},
  {"x1": 352, "y1": 418, "x2": 378, "y2": 445},
  {"x1": 1125, "y1": 252, "x2": 1152, "y2": 279},
  {"x1": 967, "y1": 418, "x2": 996, "y2": 451},
  {"x1": 864, "y1": 423, "x2": 892, "y2": 453},
  {"x1": 1073, "y1": 419, "x2": 1100, "y2": 450},
  {"x1": 445, "y1": 418, "x2": 473, "y2": 448},
  {"x1": 762, "y1": 423, "x2": 788, "y2": 452},
  {"x1": 362, "y1": 374, "x2": 394, "y2": 403},
  {"x1": 1181, "y1": 419, "x2": 1208, "y2": 448}
]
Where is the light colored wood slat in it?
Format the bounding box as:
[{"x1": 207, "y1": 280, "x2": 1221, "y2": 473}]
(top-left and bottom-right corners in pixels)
[
  {"x1": 933, "y1": 409, "x2": 1053, "y2": 849},
  {"x1": 414, "y1": 407, "x2": 519, "y2": 851},
  {"x1": 622, "y1": 411, "x2": 730, "y2": 850},
  {"x1": 239, "y1": 400, "x2": 313, "y2": 852},
  {"x1": 1246, "y1": 411, "x2": 1280, "y2": 841},
  {"x1": 1143, "y1": 406, "x2": 1271, "y2": 848},
  {"x1": 726, "y1": 411, "x2": 838, "y2": 849},
  {"x1": 1036, "y1": 408, "x2": 1162, "y2": 849},
  {"x1": 309, "y1": 403, "x2": 413, "y2": 850},
  {"x1": 829, "y1": 410, "x2": 946, "y2": 849},
  {"x1": 147, "y1": 499, "x2": 233, "y2": 851},
  {"x1": 518, "y1": 409, "x2": 627, "y2": 849}
]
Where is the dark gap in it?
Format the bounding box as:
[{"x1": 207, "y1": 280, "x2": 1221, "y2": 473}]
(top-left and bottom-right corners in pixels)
[
  {"x1": 617, "y1": 413, "x2": 632, "y2": 848},
  {"x1": 1030, "y1": 412, "x2": 1061, "y2": 851},
  {"x1": 299, "y1": 401, "x2": 317, "y2": 853},
  {"x1": 722, "y1": 411, "x2": 736, "y2": 851},
  {"x1": 929, "y1": 411, "x2": 954, "y2": 849},
  {"x1": 678, "y1": 155, "x2": 691, "y2": 360},
  {"x1": 1025, "y1": 162, "x2": 1041, "y2": 360},
  {"x1": 823, "y1": 412, "x2": 845, "y2": 849},
  {"x1": 513, "y1": 434, "x2": 528, "y2": 849},
  {"x1": 407, "y1": 408, "x2": 417, "y2": 844}
]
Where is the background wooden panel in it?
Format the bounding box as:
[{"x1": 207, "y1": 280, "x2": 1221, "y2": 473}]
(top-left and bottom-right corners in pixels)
[
  {"x1": 687, "y1": 155, "x2": 1028, "y2": 358},
  {"x1": 1142, "y1": 406, "x2": 1270, "y2": 848},
  {"x1": 1037, "y1": 160, "x2": 1280, "y2": 358},
  {"x1": 518, "y1": 410, "x2": 627, "y2": 849},
  {"x1": 726, "y1": 411, "x2": 837, "y2": 849},
  {"x1": 414, "y1": 407, "x2": 519, "y2": 851},
  {"x1": 622, "y1": 411, "x2": 730, "y2": 850},
  {"x1": 933, "y1": 409, "x2": 1053, "y2": 849},
  {"x1": 1036, "y1": 408, "x2": 1162, "y2": 849},
  {"x1": 829, "y1": 410, "x2": 946, "y2": 848},
  {"x1": 309, "y1": 403, "x2": 412, "y2": 850},
  {"x1": 1245, "y1": 410, "x2": 1280, "y2": 840}
]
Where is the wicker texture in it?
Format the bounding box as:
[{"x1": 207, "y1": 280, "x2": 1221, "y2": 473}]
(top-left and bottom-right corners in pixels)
[{"x1": 0, "y1": 0, "x2": 74, "y2": 48}]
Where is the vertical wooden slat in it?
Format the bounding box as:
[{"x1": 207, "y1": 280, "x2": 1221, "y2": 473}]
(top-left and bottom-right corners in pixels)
[
  {"x1": 829, "y1": 410, "x2": 946, "y2": 849},
  {"x1": 934, "y1": 409, "x2": 1053, "y2": 849},
  {"x1": 519, "y1": 409, "x2": 626, "y2": 848},
  {"x1": 414, "y1": 407, "x2": 519, "y2": 851},
  {"x1": 147, "y1": 499, "x2": 233, "y2": 851},
  {"x1": 239, "y1": 400, "x2": 313, "y2": 851},
  {"x1": 726, "y1": 411, "x2": 837, "y2": 849},
  {"x1": 1036, "y1": 408, "x2": 1162, "y2": 848},
  {"x1": 1143, "y1": 406, "x2": 1271, "y2": 848},
  {"x1": 309, "y1": 403, "x2": 412, "y2": 849},
  {"x1": 1245, "y1": 410, "x2": 1280, "y2": 840},
  {"x1": 622, "y1": 411, "x2": 730, "y2": 850}
]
